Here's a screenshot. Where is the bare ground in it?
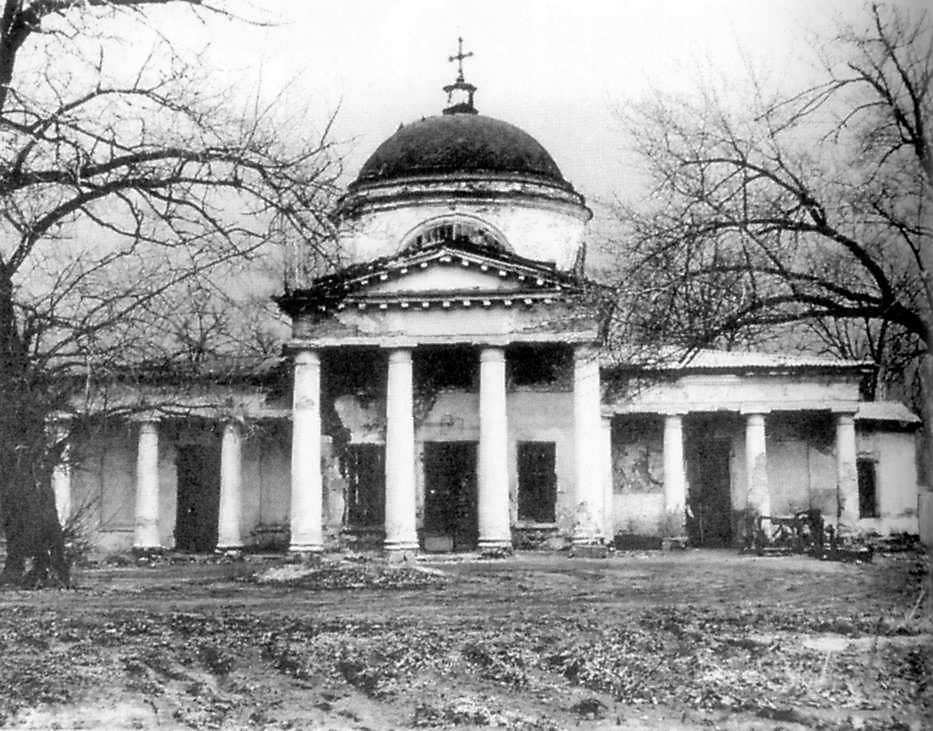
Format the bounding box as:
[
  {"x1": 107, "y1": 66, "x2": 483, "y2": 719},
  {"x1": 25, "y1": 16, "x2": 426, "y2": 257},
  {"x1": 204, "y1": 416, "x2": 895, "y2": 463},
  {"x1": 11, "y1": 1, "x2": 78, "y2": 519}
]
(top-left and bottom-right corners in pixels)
[{"x1": 0, "y1": 549, "x2": 929, "y2": 730}]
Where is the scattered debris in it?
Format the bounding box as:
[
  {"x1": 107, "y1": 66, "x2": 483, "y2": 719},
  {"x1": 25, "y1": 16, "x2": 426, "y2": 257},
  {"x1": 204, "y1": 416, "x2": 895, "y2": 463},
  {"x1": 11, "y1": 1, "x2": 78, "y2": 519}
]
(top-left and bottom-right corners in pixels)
[{"x1": 250, "y1": 561, "x2": 448, "y2": 590}]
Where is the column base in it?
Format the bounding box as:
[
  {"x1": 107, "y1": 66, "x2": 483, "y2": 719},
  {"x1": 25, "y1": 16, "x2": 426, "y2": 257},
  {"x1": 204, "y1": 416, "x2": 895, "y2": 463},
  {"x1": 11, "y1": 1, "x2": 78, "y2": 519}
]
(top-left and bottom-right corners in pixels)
[
  {"x1": 384, "y1": 545, "x2": 419, "y2": 563},
  {"x1": 289, "y1": 543, "x2": 323, "y2": 554},
  {"x1": 131, "y1": 545, "x2": 164, "y2": 557},
  {"x1": 569, "y1": 543, "x2": 610, "y2": 559},
  {"x1": 477, "y1": 538, "x2": 512, "y2": 551},
  {"x1": 571, "y1": 534, "x2": 606, "y2": 546},
  {"x1": 215, "y1": 545, "x2": 244, "y2": 558}
]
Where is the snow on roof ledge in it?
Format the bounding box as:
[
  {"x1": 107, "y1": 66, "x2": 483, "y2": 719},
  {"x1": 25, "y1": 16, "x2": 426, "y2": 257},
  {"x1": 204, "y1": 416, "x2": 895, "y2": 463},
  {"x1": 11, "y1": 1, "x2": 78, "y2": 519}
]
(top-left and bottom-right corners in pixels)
[{"x1": 855, "y1": 401, "x2": 921, "y2": 425}]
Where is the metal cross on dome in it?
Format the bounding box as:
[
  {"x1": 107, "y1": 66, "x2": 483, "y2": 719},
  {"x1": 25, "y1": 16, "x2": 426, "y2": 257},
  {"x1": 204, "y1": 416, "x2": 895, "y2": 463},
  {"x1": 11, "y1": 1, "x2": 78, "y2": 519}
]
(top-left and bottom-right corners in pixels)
[
  {"x1": 443, "y1": 37, "x2": 478, "y2": 115},
  {"x1": 448, "y1": 36, "x2": 473, "y2": 82}
]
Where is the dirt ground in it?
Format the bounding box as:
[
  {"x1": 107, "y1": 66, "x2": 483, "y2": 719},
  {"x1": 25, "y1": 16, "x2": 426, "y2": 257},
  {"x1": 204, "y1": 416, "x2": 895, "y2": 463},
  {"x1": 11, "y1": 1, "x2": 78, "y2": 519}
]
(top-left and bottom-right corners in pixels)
[{"x1": 0, "y1": 549, "x2": 929, "y2": 730}]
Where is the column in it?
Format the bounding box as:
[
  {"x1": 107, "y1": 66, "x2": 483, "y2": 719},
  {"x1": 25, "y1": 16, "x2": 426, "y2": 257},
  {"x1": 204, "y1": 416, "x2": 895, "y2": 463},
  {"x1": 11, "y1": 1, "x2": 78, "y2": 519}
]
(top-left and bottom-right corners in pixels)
[
  {"x1": 51, "y1": 424, "x2": 71, "y2": 527},
  {"x1": 384, "y1": 349, "x2": 418, "y2": 553},
  {"x1": 835, "y1": 412, "x2": 859, "y2": 527},
  {"x1": 133, "y1": 420, "x2": 161, "y2": 550},
  {"x1": 217, "y1": 421, "x2": 243, "y2": 551},
  {"x1": 290, "y1": 350, "x2": 323, "y2": 553},
  {"x1": 663, "y1": 413, "x2": 687, "y2": 537},
  {"x1": 478, "y1": 347, "x2": 511, "y2": 549},
  {"x1": 601, "y1": 417, "x2": 614, "y2": 541},
  {"x1": 744, "y1": 413, "x2": 770, "y2": 517},
  {"x1": 573, "y1": 345, "x2": 604, "y2": 544}
]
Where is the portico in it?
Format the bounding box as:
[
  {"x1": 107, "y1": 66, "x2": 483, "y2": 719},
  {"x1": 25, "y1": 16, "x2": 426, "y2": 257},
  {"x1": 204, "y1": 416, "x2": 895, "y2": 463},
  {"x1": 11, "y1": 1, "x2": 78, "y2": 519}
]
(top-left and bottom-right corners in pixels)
[
  {"x1": 603, "y1": 351, "x2": 871, "y2": 543},
  {"x1": 285, "y1": 337, "x2": 604, "y2": 555}
]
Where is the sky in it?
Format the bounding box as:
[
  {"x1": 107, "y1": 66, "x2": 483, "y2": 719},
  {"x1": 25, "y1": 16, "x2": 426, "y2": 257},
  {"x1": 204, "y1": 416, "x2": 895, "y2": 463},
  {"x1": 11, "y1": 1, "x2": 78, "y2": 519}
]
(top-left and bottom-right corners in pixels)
[
  {"x1": 179, "y1": 1, "x2": 914, "y2": 201},
  {"x1": 118, "y1": 0, "x2": 925, "y2": 223}
]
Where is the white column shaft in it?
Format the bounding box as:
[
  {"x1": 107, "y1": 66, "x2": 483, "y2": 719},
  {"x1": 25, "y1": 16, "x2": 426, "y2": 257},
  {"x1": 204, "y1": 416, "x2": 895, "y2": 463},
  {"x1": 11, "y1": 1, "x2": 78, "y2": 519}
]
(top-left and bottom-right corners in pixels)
[
  {"x1": 573, "y1": 346, "x2": 604, "y2": 543},
  {"x1": 744, "y1": 413, "x2": 770, "y2": 517},
  {"x1": 663, "y1": 414, "x2": 687, "y2": 536},
  {"x1": 836, "y1": 413, "x2": 859, "y2": 527},
  {"x1": 217, "y1": 421, "x2": 244, "y2": 550},
  {"x1": 51, "y1": 425, "x2": 71, "y2": 527},
  {"x1": 384, "y1": 349, "x2": 418, "y2": 552},
  {"x1": 601, "y1": 417, "x2": 614, "y2": 541},
  {"x1": 133, "y1": 421, "x2": 161, "y2": 549},
  {"x1": 290, "y1": 350, "x2": 323, "y2": 552},
  {"x1": 478, "y1": 347, "x2": 511, "y2": 548}
]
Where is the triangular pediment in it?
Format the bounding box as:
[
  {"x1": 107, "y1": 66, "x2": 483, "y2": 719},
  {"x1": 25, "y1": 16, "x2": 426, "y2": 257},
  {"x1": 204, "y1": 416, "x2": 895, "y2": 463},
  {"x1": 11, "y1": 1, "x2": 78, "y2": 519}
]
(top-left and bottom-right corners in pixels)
[
  {"x1": 365, "y1": 263, "x2": 526, "y2": 294},
  {"x1": 276, "y1": 241, "x2": 586, "y2": 317}
]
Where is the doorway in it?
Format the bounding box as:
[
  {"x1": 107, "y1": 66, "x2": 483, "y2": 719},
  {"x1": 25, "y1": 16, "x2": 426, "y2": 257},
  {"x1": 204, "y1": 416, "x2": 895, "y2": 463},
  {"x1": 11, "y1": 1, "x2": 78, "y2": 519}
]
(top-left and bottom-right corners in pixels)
[
  {"x1": 422, "y1": 441, "x2": 478, "y2": 551},
  {"x1": 517, "y1": 441, "x2": 556, "y2": 523},
  {"x1": 685, "y1": 437, "x2": 734, "y2": 546},
  {"x1": 175, "y1": 444, "x2": 221, "y2": 552}
]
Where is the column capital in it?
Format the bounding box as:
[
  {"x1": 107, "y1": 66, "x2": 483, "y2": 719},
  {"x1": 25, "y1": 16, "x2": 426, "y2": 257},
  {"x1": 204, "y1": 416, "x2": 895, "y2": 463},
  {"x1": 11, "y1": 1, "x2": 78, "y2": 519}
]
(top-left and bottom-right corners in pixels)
[
  {"x1": 740, "y1": 407, "x2": 772, "y2": 417},
  {"x1": 294, "y1": 349, "x2": 320, "y2": 366},
  {"x1": 479, "y1": 346, "x2": 506, "y2": 363},
  {"x1": 386, "y1": 347, "x2": 413, "y2": 364},
  {"x1": 130, "y1": 414, "x2": 161, "y2": 425},
  {"x1": 835, "y1": 412, "x2": 856, "y2": 426},
  {"x1": 573, "y1": 343, "x2": 600, "y2": 360}
]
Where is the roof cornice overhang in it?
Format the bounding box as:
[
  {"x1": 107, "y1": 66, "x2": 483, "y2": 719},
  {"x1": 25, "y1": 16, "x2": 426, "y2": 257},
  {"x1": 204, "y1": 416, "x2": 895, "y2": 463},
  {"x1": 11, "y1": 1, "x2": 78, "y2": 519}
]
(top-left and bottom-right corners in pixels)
[
  {"x1": 603, "y1": 363, "x2": 875, "y2": 378},
  {"x1": 335, "y1": 174, "x2": 592, "y2": 222}
]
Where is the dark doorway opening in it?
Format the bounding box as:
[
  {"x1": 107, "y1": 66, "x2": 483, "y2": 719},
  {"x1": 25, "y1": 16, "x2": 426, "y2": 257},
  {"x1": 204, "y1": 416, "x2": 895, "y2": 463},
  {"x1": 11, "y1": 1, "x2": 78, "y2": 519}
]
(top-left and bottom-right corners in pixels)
[
  {"x1": 857, "y1": 458, "x2": 879, "y2": 518},
  {"x1": 175, "y1": 444, "x2": 221, "y2": 552},
  {"x1": 517, "y1": 441, "x2": 557, "y2": 523},
  {"x1": 685, "y1": 437, "x2": 733, "y2": 547},
  {"x1": 345, "y1": 444, "x2": 386, "y2": 527},
  {"x1": 423, "y1": 441, "x2": 478, "y2": 552}
]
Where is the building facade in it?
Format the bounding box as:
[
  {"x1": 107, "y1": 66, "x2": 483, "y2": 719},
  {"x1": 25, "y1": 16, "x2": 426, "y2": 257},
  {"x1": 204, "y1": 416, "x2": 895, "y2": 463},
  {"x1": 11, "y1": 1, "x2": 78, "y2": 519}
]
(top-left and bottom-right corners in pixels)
[{"x1": 54, "y1": 74, "x2": 922, "y2": 556}]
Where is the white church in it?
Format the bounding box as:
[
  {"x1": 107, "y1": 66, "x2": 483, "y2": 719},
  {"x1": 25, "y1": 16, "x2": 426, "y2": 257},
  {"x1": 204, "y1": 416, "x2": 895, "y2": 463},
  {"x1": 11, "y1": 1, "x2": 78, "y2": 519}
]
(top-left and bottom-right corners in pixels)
[{"x1": 56, "y1": 55, "x2": 922, "y2": 557}]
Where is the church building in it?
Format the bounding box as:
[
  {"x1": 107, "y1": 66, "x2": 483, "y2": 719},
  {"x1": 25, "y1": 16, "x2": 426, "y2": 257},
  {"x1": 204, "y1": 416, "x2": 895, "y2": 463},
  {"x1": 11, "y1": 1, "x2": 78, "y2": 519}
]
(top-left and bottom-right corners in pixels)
[{"x1": 56, "y1": 50, "x2": 922, "y2": 557}]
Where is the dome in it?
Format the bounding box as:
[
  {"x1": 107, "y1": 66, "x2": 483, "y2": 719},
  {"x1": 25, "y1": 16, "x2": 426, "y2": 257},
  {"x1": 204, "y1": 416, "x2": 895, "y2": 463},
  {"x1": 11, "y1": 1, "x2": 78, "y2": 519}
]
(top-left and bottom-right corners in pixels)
[{"x1": 351, "y1": 114, "x2": 571, "y2": 190}]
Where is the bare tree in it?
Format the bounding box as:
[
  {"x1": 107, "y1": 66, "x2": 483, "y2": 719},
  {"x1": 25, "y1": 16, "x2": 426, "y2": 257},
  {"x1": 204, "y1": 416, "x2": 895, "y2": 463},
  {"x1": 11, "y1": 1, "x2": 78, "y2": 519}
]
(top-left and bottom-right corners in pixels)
[
  {"x1": 613, "y1": 3, "x2": 931, "y2": 468},
  {"x1": 0, "y1": 1, "x2": 340, "y2": 585}
]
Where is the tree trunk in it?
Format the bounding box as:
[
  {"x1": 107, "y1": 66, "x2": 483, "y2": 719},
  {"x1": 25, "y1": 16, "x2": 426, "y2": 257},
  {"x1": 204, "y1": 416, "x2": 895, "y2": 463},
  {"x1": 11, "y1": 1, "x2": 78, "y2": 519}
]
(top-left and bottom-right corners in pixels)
[
  {"x1": 921, "y1": 336, "x2": 933, "y2": 617},
  {"x1": 0, "y1": 271, "x2": 70, "y2": 587}
]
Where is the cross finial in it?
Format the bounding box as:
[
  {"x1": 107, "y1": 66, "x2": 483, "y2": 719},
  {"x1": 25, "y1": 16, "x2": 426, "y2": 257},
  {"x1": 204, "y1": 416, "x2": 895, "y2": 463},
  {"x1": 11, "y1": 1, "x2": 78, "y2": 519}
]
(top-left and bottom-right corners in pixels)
[
  {"x1": 443, "y1": 37, "x2": 478, "y2": 115},
  {"x1": 448, "y1": 36, "x2": 473, "y2": 82}
]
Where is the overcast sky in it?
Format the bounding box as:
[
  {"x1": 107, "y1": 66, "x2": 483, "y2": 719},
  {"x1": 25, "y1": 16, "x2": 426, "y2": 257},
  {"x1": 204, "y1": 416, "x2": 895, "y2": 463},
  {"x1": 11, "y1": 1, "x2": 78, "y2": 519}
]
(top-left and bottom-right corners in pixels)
[{"x1": 166, "y1": 1, "x2": 921, "y2": 211}]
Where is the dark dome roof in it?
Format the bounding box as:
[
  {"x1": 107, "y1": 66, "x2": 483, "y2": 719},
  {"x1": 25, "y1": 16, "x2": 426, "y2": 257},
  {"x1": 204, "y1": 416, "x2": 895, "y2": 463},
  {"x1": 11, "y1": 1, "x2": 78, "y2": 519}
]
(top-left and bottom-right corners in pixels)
[{"x1": 352, "y1": 114, "x2": 569, "y2": 189}]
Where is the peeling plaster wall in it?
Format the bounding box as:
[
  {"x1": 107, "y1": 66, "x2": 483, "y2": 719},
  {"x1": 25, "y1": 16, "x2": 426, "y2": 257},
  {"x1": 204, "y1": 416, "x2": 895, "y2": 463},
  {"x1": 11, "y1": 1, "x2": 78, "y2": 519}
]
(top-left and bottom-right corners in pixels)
[
  {"x1": 241, "y1": 422, "x2": 292, "y2": 545},
  {"x1": 608, "y1": 412, "x2": 842, "y2": 540},
  {"x1": 72, "y1": 422, "x2": 137, "y2": 554},
  {"x1": 327, "y1": 388, "x2": 576, "y2": 537},
  {"x1": 73, "y1": 420, "x2": 295, "y2": 554},
  {"x1": 857, "y1": 426, "x2": 919, "y2": 533},
  {"x1": 339, "y1": 199, "x2": 585, "y2": 270},
  {"x1": 294, "y1": 300, "x2": 597, "y2": 344},
  {"x1": 763, "y1": 414, "x2": 835, "y2": 517},
  {"x1": 609, "y1": 416, "x2": 665, "y2": 535}
]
